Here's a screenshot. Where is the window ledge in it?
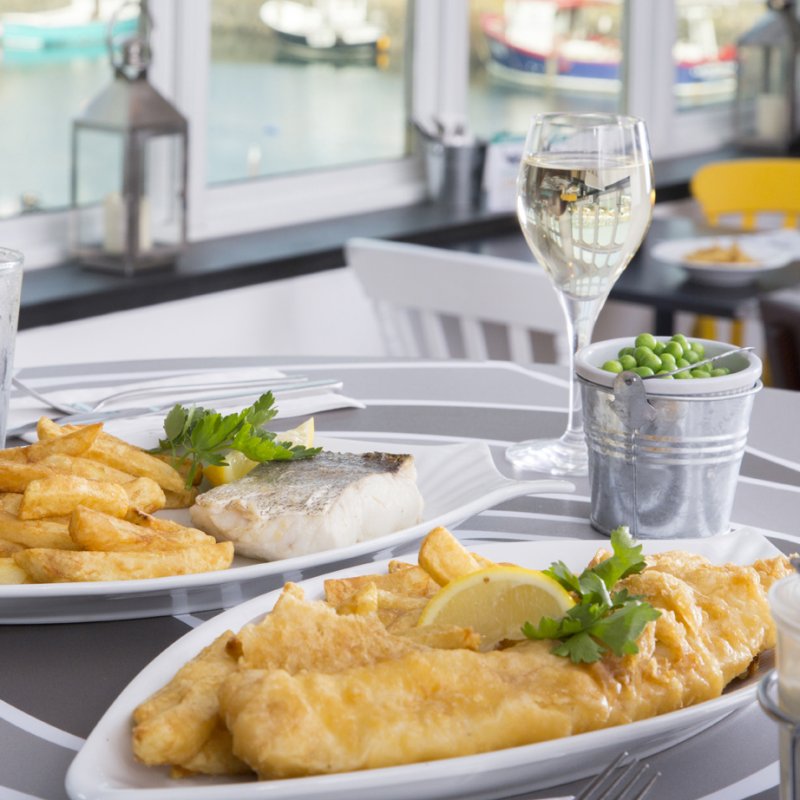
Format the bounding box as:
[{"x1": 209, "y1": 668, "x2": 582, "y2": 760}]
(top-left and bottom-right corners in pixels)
[{"x1": 18, "y1": 147, "x2": 741, "y2": 331}]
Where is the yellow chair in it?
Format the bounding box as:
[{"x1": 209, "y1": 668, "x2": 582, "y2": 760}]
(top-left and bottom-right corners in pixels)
[{"x1": 689, "y1": 159, "x2": 800, "y2": 349}]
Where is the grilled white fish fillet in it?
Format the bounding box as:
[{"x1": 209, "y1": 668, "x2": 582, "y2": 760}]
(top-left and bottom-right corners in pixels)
[{"x1": 190, "y1": 451, "x2": 424, "y2": 560}]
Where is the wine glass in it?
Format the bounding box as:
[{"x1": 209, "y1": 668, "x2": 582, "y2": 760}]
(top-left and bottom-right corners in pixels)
[{"x1": 506, "y1": 113, "x2": 654, "y2": 476}]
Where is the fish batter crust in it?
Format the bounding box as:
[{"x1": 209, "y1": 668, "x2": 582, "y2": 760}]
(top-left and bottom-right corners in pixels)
[{"x1": 217, "y1": 551, "x2": 792, "y2": 778}]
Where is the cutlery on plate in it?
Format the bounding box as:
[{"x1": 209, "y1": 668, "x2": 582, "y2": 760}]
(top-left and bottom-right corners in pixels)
[
  {"x1": 505, "y1": 752, "x2": 659, "y2": 800},
  {"x1": 6, "y1": 379, "x2": 344, "y2": 439},
  {"x1": 12, "y1": 374, "x2": 314, "y2": 416}
]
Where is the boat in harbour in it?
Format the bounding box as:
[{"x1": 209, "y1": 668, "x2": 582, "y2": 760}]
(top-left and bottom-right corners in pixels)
[
  {"x1": 0, "y1": 0, "x2": 139, "y2": 52},
  {"x1": 480, "y1": 0, "x2": 736, "y2": 102},
  {"x1": 259, "y1": 0, "x2": 390, "y2": 61}
]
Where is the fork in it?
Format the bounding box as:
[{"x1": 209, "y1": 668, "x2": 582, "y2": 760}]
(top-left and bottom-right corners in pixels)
[
  {"x1": 573, "y1": 752, "x2": 659, "y2": 800},
  {"x1": 12, "y1": 374, "x2": 318, "y2": 416},
  {"x1": 506, "y1": 752, "x2": 659, "y2": 800}
]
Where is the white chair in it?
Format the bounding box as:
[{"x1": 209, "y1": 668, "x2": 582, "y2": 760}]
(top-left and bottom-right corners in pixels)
[{"x1": 345, "y1": 237, "x2": 568, "y2": 364}]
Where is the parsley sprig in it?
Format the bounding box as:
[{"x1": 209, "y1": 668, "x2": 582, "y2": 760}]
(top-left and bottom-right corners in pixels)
[
  {"x1": 151, "y1": 392, "x2": 321, "y2": 488},
  {"x1": 522, "y1": 527, "x2": 661, "y2": 664}
]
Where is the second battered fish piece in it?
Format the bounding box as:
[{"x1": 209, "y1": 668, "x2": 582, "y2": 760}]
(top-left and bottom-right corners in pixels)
[
  {"x1": 132, "y1": 583, "x2": 438, "y2": 774},
  {"x1": 218, "y1": 553, "x2": 793, "y2": 778}
]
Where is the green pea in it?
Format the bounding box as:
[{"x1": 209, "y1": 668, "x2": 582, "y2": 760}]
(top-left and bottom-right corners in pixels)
[
  {"x1": 633, "y1": 346, "x2": 654, "y2": 364},
  {"x1": 659, "y1": 353, "x2": 677, "y2": 371},
  {"x1": 635, "y1": 333, "x2": 658, "y2": 350},
  {"x1": 602, "y1": 360, "x2": 624, "y2": 373},
  {"x1": 671, "y1": 334, "x2": 690, "y2": 351},
  {"x1": 656, "y1": 370, "x2": 674, "y2": 379},
  {"x1": 675, "y1": 357, "x2": 690, "y2": 368},
  {"x1": 652, "y1": 341, "x2": 666, "y2": 355},
  {"x1": 618, "y1": 346, "x2": 636, "y2": 358},
  {"x1": 691, "y1": 368, "x2": 711, "y2": 378},
  {"x1": 690, "y1": 341, "x2": 705, "y2": 358},
  {"x1": 642, "y1": 353, "x2": 663, "y2": 371},
  {"x1": 684, "y1": 349, "x2": 701, "y2": 365},
  {"x1": 674, "y1": 370, "x2": 693, "y2": 379},
  {"x1": 619, "y1": 354, "x2": 638, "y2": 370},
  {"x1": 664, "y1": 341, "x2": 684, "y2": 359},
  {"x1": 632, "y1": 366, "x2": 655, "y2": 377},
  {"x1": 710, "y1": 367, "x2": 729, "y2": 377}
]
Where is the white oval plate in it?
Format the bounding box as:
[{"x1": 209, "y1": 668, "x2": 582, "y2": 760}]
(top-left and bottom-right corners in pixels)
[
  {"x1": 65, "y1": 529, "x2": 781, "y2": 800},
  {"x1": 0, "y1": 435, "x2": 572, "y2": 624},
  {"x1": 650, "y1": 236, "x2": 791, "y2": 286}
]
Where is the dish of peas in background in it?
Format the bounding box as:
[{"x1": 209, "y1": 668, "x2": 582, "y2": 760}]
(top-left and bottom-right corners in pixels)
[{"x1": 601, "y1": 334, "x2": 733, "y2": 379}]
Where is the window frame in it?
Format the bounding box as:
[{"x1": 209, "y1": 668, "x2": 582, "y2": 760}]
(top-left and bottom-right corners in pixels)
[{"x1": 0, "y1": 0, "x2": 749, "y2": 268}]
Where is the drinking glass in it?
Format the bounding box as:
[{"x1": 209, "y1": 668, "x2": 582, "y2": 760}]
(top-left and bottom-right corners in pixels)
[
  {"x1": 0, "y1": 249, "x2": 22, "y2": 446},
  {"x1": 506, "y1": 113, "x2": 654, "y2": 476}
]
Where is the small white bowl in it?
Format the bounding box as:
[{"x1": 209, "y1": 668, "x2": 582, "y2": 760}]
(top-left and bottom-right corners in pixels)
[{"x1": 575, "y1": 336, "x2": 762, "y2": 396}]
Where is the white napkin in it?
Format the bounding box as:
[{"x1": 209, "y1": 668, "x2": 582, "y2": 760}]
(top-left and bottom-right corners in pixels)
[{"x1": 9, "y1": 367, "x2": 365, "y2": 445}]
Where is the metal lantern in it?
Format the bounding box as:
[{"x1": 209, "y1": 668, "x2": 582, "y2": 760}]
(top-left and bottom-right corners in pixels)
[
  {"x1": 734, "y1": 0, "x2": 800, "y2": 151},
  {"x1": 71, "y1": 1, "x2": 188, "y2": 275}
]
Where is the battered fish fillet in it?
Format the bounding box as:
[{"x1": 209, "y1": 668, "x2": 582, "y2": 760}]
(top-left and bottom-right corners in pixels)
[
  {"x1": 217, "y1": 552, "x2": 793, "y2": 779},
  {"x1": 132, "y1": 583, "x2": 441, "y2": 774},
  {"x1": 190, "y1": 452, "x2": 424, "y2": 560}
]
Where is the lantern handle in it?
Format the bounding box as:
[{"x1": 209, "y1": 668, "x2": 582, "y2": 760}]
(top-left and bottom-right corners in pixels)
[{"x1": 107, "y1": 0, "x2": 154, "y2": 81}]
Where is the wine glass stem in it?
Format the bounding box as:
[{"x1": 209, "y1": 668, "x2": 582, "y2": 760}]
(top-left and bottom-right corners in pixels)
[{"x1": 560, "y1": 294, "x2": 606, "y2": 443}]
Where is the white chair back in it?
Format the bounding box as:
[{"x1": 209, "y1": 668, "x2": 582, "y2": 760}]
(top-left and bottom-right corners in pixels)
[{"x1": 345, "y1": 237, "x2": 567, "y2": 363}]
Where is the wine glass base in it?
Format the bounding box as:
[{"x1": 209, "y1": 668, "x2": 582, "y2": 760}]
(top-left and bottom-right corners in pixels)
[{"x1": 506, "y1": 435, "x2": 589, "y2": 477}]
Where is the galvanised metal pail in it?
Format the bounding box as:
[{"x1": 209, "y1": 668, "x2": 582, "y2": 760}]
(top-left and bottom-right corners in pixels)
[{"x1": 576, "y1": 337, "x2": 763, "y2": 539}]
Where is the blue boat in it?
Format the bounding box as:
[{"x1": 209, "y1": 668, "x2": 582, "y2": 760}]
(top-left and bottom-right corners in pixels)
[
  {"x1": 481, "y1": 0, "x2": 736, "y2": 102},
  {"x1": 0, "y1": 0, "x2": 138, "y2": 52}
]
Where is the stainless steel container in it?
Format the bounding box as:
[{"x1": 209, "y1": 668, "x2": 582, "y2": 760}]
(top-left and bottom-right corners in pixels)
[{"x1": 576, "y1": 337, "x2": 763, "y2": 539}]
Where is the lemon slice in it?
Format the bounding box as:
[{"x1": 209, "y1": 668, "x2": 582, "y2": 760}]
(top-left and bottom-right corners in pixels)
[
  {"x1": 203, "y1": 418, "x2": 315, "y2": 486},
  {"x1": 417, "y1": 565, "x2": 574, "y2": 650}
]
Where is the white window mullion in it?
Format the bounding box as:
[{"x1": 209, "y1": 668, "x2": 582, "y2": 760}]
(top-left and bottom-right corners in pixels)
[{"x1": 623, "y1": 0, "x2": 676, "y2": 159}]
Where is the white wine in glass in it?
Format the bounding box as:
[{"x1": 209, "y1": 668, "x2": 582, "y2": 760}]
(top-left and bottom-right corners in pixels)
[{"x1": 506, "y1": 113, "x2": 654, "y2": 476}]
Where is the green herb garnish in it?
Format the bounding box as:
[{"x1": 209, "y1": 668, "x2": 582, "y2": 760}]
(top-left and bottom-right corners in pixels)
[
  {"x1": 522, "y1": 526, "x2": 661, "y2": 664},
  {"x1": 151, "y1": 392, "x2": 321, "y2": 488}
]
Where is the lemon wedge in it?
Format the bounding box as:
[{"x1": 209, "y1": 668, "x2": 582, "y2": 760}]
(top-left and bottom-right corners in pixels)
[
  {"x1": 417, "y1": 565, "x2": 574, "y2": 650},
  {"x1": 203, "y1": 417, "x2": 315, "y2": 486}
]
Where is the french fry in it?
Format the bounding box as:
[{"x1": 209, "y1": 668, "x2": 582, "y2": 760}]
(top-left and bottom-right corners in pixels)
[
  {"x1": 324, "y1": 565, "x2": 439, "y2": 608},
  {"x1": 0, "y1": 446, "x2": 30, "y2": 463},
  {"x1": 36, "y1": 416, "x2": 64, "y2": 441},
  {"x1": 335, "y1": 582, "x2": 379, "y2": 616},
  {"x1": 0, "y1": 460, "x2": 55, "y2": 493},
  {"x1": 14, "y1": 542, "x2": 234, "y2": 582},
  {"x1": 70, "y1": 506, "x2": 214, "y2": 552},
  {"x1": 418, "y1": 526, "x2": 494, "y2": 586},
  {"x1": 0, "y1": 493, "x2": 23, "y2": 515},
  {"x1": 26, "y1": 423, "x2": 102, "y2": 462},
  {"x1": 0, "y1": 538, "x2": 24, "y2": 556},
  {"x1": 84, "y1": 433, "x2": 185, "y2": 493},
  {"x1": 38, "y1": 454, "x2": 137, "y2": 484},
  {"x1": 19, "y1": 475, "x2": 128, "y2": 520},
  {"x1": 123, "y1": 510, "x2": 211, "y2": 540},
  {"x1": 0, "y1": 557, "x2": 29, "y2": 584},
  {"x1": 36, "y1": 418, "x2": 185, "y2": 493},
  {"x1": 122, "y1": 477, "x2": 167, "y2": 514},
  {"x1": 0, "y1": 511, "x2": 75, "y2": 549},
  {"x1": 163, "y1": 487, "x2": 199, "y2": 509}
]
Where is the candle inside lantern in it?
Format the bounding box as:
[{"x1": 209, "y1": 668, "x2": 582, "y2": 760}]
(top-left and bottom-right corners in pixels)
[
  {"x1": 103, "y1": 193, "x2": 152, "y2": 255},
  {"x1": 756, "y1": 93, "x2": 790, "y2": 142},
  {"x1": 769, "y1": 568, "x2": 800, "y2": 799}
]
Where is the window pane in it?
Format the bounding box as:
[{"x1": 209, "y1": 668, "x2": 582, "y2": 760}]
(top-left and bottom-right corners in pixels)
[
  {"x1": 208, "y1": 0, "x2": 408, "y2": 184},
  {"x1": 469, "y1": 0, "x2": 624, "y2": 141},
  {"x1": 0, "y1": 0, "x2": 134, "y2": 219},
  {"x1": 674, "y1": 0, "x2": 763, "y2": 110}
]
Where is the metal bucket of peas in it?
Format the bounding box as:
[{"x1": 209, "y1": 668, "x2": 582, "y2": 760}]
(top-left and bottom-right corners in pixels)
[{"x1": 575, "y1": 334, "x2": 763, "y2": 539}]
